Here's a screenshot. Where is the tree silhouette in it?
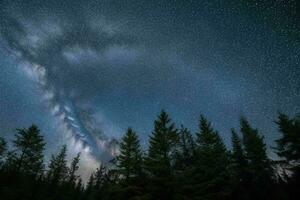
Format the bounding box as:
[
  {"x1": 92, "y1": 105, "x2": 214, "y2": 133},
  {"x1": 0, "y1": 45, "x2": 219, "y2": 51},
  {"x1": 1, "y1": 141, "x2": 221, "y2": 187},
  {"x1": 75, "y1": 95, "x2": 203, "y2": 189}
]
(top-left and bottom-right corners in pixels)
[
  {"x1": 0, "y1": 111, "x2": 299, "y2": 200},
  {"x1": 231, "y1": 129, "x2": 247, "y2": 176},
  {"x1": 94, "y1": 164, "x2": 106, "y2": 190},
  {"x1": 86, "y1": 173, "x2": 95, "y2": 195},
  {"x1": 240, "y1": 118, "x2": 273, "y2": 199},
  {"x1": 115, "y1": 128, "x2": 145, "y2": 199},
  {"x1": 172, "y1": 126, "x2": 196, "y2": 200},
  {"x1": 146, "y1": 110, "x2": 178, "y2": 175},
  {"x1": 275, "y1": 113, "x2": 300, "y2": 167},
  {"x1": 145, "y1": 110, "x2": 178, "y2": 199},
  {"x1": 116, "y1": 128, "x2": 143, "y2": 181},
  {"x1": 230, "y1": 128, "x2": 250, "y2": 200},
  {"x1": 0, "y1": 137, "x2": 6, "y2": 156},
  {"x1": 68, "y1": 152, "x2": 81, "y2": 185},
  {"x1": 192, "y1": 115, "x2": 232, "y2": 199},
  {"x1": 0, "y1": 137, "x2": 7, "y2": 167},
  {"x1": 275, "y1": 113, "x2": 300, "y2": 199},
  {"x1": 174, "y1": 125, "x2": 195, "y2": 170},
  {"x1": 10, "y1": 125, "x2": 45, "y2": 177},
  {"x1": 47, "y1": 145, "x2": 69, "y2": 186}
]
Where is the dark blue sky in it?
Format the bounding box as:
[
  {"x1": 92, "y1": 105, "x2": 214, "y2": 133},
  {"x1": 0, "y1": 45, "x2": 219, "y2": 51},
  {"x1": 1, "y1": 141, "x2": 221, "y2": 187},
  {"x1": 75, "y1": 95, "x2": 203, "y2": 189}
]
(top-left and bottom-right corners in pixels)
[{"x1": 0, "y1": 0, "x2": 299, "y2": 173}]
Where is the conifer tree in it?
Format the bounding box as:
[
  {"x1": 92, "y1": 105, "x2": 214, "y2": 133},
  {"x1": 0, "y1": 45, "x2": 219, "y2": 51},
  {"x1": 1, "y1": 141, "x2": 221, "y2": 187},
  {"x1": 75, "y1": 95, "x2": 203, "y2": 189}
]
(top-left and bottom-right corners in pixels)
[
  {"x1": 240, "y1": 118, "x2": 273, "y2": 198},
  {"x1": 172, "y1": 126, "x2": 196, "y2": 199},
  {"x1": 75, "y1": 177, "x2": 84, "y2": 200},
  {"x1": 275, "y1": 113, "x2": 300, "y2": 167},
  {"x1": 87, "y1": 173, "x2": 95, "y2": 191},
  {"x1": 146, "y1": 110, "x2": 178, "y2": 176},
  {"x1": 174, "y1": 125, "x2": 195, "y2": 170},
  {"x1": 11, "y1": 125, "x2": 45, "y2": 177},
  {"x1": 231, "y1": 129, "x2": 248, "y2": 180},
  {"x1": 68, "y1": 152, "x2": 81, "y2": 185},
  {"x1": 0, "y1": 137, "x2": 7, "y2": 167},
  {"x1": 0, "y1": 137, "x2": 6, "y2": 156},
  {"x1": 193, "y1": 115, "x2": 232, "y2": 199},
  {"x1": 231, "y1": 129, "x2": 250, "y2": 200},
  {"x1": 76, "y1": 177, "x2": 83, "y2": 192},
  {"x1": 94, "y1": 164, "x2": 106, "y2": 190},
  {"x1": 47, "y1": 145, "x2": 69, "y2": 185},
  {"x1": 85, "y1": 173, "x2": 96, "y2": 200},
  {"x1": 117, "y1": 128, "x2": 143, "y2": 181},
  {"x1": 145, "y1": 110, "x2": 178, "y2": 199},
  {"x1": 275, "y1": 113, "x2": 300, "y2": 199}
]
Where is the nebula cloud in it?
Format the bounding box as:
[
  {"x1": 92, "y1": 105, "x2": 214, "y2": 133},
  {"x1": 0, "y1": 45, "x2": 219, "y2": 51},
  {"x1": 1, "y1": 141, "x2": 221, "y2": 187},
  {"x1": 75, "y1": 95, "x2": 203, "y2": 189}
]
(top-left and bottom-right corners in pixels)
[{"x1": 0, "y1": 3, "x2": 133, "y2": 163}]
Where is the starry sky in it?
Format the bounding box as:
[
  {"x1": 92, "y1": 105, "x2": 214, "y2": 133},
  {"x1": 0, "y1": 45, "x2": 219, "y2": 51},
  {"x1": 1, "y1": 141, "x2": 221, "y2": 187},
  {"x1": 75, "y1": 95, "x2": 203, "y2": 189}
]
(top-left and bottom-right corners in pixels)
[{"x1": 0, "y1": 0, "x2": 299, "y2": 175}]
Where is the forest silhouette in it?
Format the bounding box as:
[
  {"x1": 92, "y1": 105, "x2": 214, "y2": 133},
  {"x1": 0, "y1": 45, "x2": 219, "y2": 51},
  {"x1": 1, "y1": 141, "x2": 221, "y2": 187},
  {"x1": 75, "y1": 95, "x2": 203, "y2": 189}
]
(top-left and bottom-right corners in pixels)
[{"x1": 0, "y1": 110, "x2": 299, "y2": 200}]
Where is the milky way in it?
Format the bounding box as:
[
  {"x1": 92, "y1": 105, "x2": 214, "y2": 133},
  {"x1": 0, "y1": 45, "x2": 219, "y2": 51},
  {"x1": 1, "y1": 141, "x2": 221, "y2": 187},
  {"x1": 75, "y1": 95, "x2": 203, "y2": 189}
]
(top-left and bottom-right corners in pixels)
[{"x1": 0, "y1": 0, "x2": 299, "y2": 175}]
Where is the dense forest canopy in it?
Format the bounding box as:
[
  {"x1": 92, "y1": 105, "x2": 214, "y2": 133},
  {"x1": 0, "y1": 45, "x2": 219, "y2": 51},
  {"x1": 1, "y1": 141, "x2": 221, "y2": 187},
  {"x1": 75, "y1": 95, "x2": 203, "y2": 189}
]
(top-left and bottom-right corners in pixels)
[{"x1": 0, "y1": 111, "x2": 299, "y2": 200}]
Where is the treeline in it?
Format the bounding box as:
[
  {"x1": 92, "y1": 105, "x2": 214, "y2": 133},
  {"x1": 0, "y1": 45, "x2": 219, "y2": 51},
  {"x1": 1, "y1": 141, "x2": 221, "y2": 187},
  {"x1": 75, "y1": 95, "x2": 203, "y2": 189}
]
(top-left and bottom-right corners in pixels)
[{"x1": 0, "y1": 111, "x2": 299, "y2": 200}]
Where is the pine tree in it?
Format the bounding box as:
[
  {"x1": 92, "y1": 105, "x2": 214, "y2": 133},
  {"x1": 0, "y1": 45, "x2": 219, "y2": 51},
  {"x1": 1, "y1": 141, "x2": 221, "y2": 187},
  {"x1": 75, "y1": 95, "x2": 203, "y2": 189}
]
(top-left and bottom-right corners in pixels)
[
  {"x1": 231, "y1": 129, "x2": 248, "y2": 180},
  {"x1": 172, "y1": 126, "x2": 196, "y2": 199},
  {"x1": 0, "y1": 137, "x2": 7, "y2": 167},
  {"x1": 240, "y1": 117, "x2": 273, "y2": 199},
  {"x1": 47, "y1": 145, "x2": 69, "y2": 186},
  {"x1": 87, "y1": 173, "x2": 95, "y2": 191},
  {"x1": 94, "y1": 164, "x2": 106, "y2": 190},
  {"x1": 145, "y1": 110, "x2": 178, "y2": 199},
  {"x1": 0, "y1": 137, "x2": 6, "y2": 156},
  {"x1": 275, "y1": 113, "x2": 300, "y2": 165},
  {"x1": 11, "y1": 125, "x2": 45, "y2": 177},
  {"x1": 192, "y1": 115, "x2": 232, "y2": 199},
  {"x1": 275, "y1": 113, "x2": 300, "y2": 199},
  {"x1": 75, "y1": 177, "x2": 83, "y2": 200},
  {"x1": 230, "y1": 128, "x2": 250, "y2": 200},
  {"x1": 76, "y1": 177, "x2": 83, "y2": 192},
  {"x1": 117, "y1": 128, "x2": 143, "y2": 181},
  {"x1": 85, "y1": 173, "x2": 96, "y2": 200},
  {"x1": 146, "y1": 110, "x2": 178, "y2": 176},
  {"x1": 68, "y1": 152, "x2": 81, "y2": 185},
  {"x1": 174, "y1": 125, "x2": 195, "y2": 170}
]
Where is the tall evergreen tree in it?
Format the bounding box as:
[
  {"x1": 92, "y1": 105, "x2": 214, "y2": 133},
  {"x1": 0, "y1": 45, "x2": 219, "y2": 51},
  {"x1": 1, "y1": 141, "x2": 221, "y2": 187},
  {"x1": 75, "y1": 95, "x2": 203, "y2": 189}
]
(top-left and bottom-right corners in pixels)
[
  {"x1": 47, "y1": 145, "x2": 69, "y2": 186},
  {"x1": 172, "y1": 126, "x2": 196, "y2": 200},
  {"x1": 84, "y1": 173, "x2": 96, "y2": 200},
  {"x1": 275, "y1": 113, "x2": 300, "y2": 167},
  {"x1": 0, "y1": 137, "x2": 7, "y2": 167},
  {"x1": 87, "y1": 173, "x2": 95, "y2": 191},
  {"x1": 145, "y1": 110, "x2": 178, "y2": 199},
  {"x1": 240, "y1": 118, "x2": 273, "y2": 199},
  {"x1": 76, "y1": 177, "x2": 83, "y2": 192},
  {"x1": 115, "y1": 128, "x2": 144, "y2": 199},
  {"x1": 275, "y1": 113, "x2": 300, "y2": 199},
  {"x1": 75, "y1": 177, "x2": 84, "y2": 200},
  {"x1": 231, "y1": 129, "x2": 247, "y2": 180},
  {"x1": 146, "y1": 110, "x2": 178, "y2": 175},
  {"x1": 117, "y1": 128, "x2": 143, "y2": 181},
  {"x1": 230, "y1": 128, "x2": 250, "y2": 200},
  {"x1": 68, "y1": 152, "x2": 81, "y2": 185},
  {"x1": 192, "y1": 115, "x2": 232, "y2": 199},
  {"x1": 94, "y1": 164, "x2": 106, "y2": 190},
  {"x1": 11, "y1": 125, "x2": 45, "y2": 177},
  {"x1": 174, "y1": 125, "x2": 195, "y2": 170},
  {"x1": 0, "y1": 137, "x2": 6, "y2": 156}
]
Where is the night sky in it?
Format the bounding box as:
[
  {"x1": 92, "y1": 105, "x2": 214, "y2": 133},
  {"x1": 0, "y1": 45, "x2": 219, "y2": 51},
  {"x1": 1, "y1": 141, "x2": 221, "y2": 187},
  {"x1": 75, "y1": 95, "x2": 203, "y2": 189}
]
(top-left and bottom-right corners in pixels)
[{"x1": 0, "y1": 0, "x2": 299, "y2": 177}]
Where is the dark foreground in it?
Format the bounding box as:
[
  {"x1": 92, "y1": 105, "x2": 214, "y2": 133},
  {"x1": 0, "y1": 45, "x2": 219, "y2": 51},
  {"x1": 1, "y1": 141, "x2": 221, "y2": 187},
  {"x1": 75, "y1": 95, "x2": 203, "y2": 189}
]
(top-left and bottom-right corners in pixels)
[{"x1": 0, "y1": 110, "x2": 299, "y2": 200}]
